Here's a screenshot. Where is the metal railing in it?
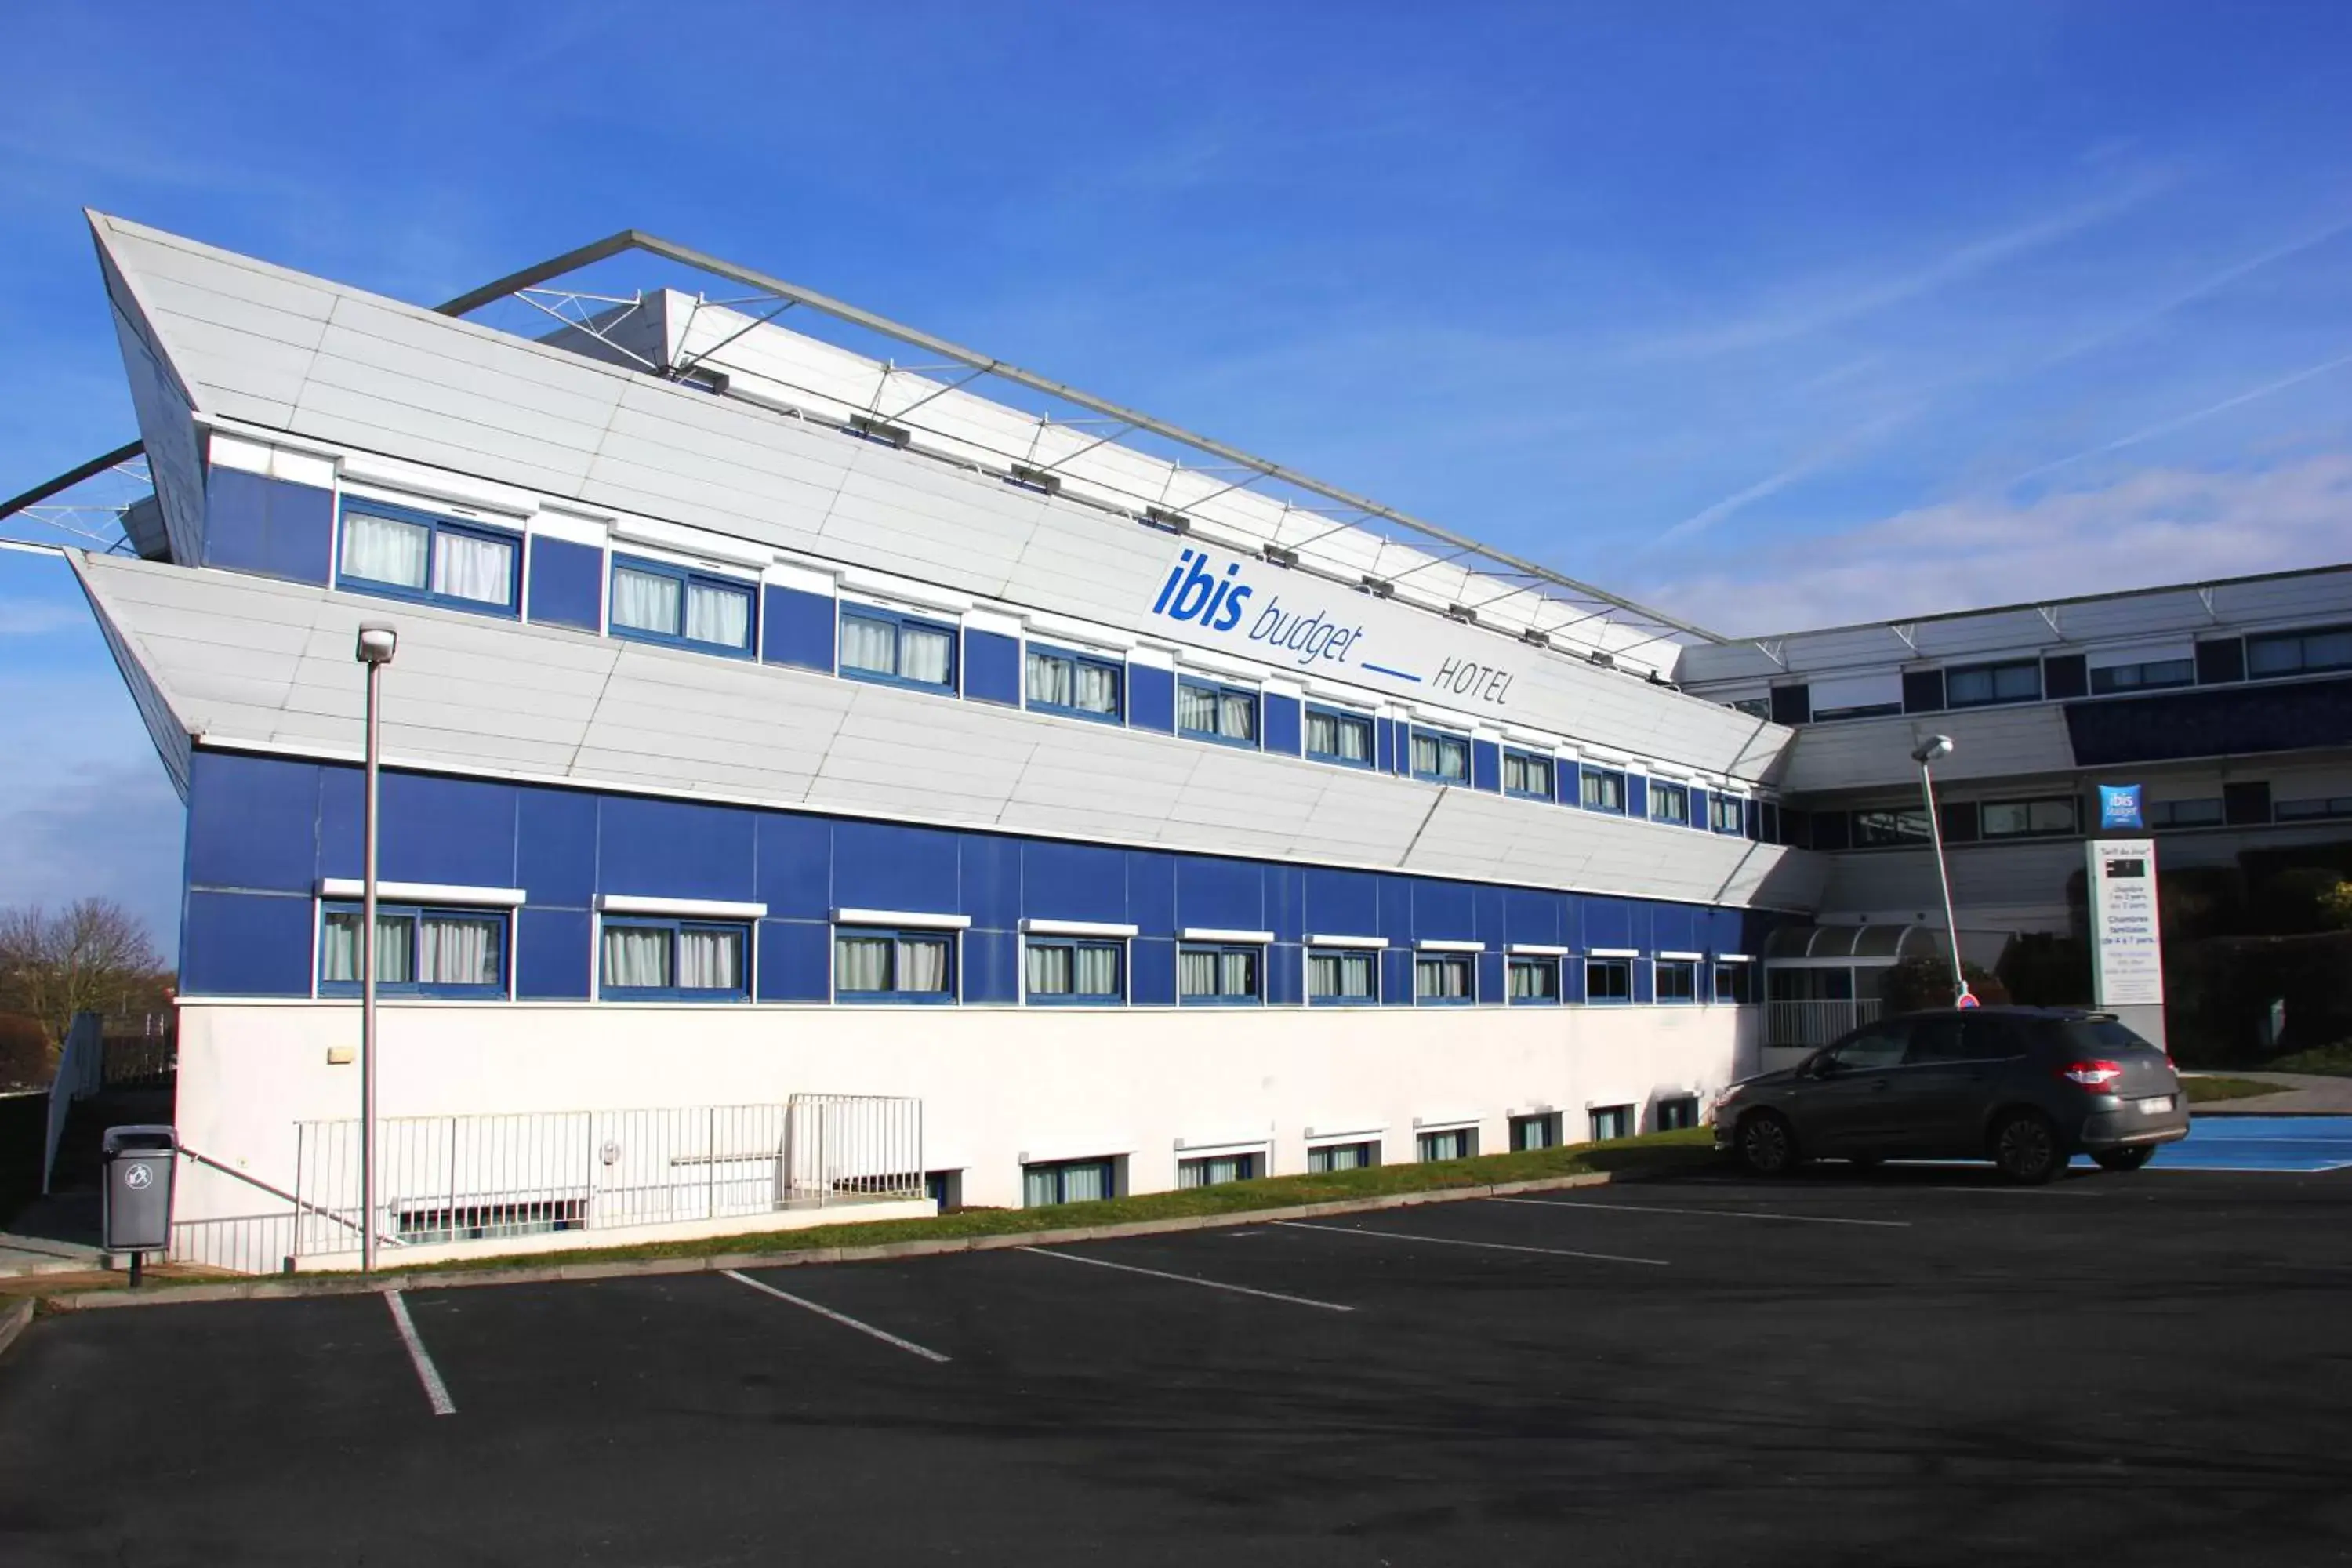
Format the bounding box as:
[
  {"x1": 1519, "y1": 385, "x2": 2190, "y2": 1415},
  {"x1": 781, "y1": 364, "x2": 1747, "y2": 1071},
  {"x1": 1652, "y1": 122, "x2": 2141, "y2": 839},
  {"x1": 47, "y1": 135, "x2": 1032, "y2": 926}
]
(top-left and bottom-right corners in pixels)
[
  {"x1": 100, "y1": 1032, "x2": 175, "y2": 1089},
  {"x1": 168, "y1": 1094, "x2": 923, "y2": 1272},
  {"x1": 1764, "y1": 998, "x2": 1882, "y2": 1051}
]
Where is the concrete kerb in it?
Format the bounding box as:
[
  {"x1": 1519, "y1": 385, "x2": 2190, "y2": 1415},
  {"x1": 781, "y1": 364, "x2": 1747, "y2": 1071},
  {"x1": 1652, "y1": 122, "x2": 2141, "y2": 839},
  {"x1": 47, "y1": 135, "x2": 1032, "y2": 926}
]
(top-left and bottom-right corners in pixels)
[
  {"x1": 0, "y1": 1298, "x2": 32, "y2": 1358},
  {"x1": 38, "y1": 1169, "x2": 1626, "y2": 1314}
]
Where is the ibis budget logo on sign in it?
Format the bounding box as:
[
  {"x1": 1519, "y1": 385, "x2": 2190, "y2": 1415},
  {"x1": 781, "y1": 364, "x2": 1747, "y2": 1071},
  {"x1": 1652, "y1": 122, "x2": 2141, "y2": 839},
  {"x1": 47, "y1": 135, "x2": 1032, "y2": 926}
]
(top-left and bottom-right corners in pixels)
[
  {"x1": 2098, "y1": 784, "x2": 2144, "y2": 832},
  {"x1": 1147, "y1": 544, "x2": 1522, "y2": 711}
]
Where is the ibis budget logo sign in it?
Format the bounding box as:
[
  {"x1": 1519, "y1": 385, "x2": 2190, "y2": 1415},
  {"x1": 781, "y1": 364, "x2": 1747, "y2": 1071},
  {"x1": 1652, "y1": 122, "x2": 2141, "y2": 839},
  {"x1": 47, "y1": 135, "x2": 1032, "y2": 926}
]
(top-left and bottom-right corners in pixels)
[{"x1": 1146, "y1": 544, "x2": 1523, "y2": 711}]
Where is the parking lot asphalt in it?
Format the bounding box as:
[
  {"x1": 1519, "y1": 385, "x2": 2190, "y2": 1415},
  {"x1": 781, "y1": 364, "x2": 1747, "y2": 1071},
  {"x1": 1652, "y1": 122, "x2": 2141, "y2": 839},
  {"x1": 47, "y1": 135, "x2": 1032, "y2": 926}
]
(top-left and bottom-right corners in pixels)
[{"x1": 5, "y1": 1160, "x2": 2352, "y2": 1567}]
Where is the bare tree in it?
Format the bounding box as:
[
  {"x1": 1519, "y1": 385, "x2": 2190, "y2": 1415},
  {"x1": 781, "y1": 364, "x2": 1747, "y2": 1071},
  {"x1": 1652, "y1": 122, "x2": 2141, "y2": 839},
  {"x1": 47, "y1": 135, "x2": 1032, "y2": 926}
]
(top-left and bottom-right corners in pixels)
[{"x1": 0, "y1": 899, "x2": 170, "y2": 1048}]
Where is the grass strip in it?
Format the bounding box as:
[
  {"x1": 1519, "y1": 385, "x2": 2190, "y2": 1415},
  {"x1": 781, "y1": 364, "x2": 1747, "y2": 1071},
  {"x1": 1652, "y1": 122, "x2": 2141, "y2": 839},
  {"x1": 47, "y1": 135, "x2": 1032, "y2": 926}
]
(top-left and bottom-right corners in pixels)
[
  {"x1": 2252, "y1": 1044, "x2": 2352, "y2": 1077},
  {"x1": 2184, "y1": 1075, "x2": 2288, "y2": 1104}
]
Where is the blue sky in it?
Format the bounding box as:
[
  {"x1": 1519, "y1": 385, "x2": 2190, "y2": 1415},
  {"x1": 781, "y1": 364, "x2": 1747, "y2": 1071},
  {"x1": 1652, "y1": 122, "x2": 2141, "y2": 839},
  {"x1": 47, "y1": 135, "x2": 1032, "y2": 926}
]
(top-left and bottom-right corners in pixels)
[{"x1": 4, "y1": 0, "x2": 2350, "y2": 952}]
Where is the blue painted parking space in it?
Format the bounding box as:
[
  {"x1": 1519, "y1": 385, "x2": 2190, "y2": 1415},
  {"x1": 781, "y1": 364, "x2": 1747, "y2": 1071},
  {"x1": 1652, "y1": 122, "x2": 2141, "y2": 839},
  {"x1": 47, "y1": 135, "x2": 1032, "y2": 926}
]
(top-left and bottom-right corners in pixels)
[{"x1": 2129, "y1": 1116, "x2": 2352, "y2": 1173}]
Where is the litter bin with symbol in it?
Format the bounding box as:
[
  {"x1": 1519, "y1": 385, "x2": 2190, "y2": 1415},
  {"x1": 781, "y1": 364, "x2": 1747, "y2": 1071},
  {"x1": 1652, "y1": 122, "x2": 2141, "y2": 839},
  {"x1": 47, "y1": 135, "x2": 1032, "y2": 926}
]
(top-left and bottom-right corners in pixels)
[{"x1": 102, "y1": 1125, "x2": 178, "y2": 1285}]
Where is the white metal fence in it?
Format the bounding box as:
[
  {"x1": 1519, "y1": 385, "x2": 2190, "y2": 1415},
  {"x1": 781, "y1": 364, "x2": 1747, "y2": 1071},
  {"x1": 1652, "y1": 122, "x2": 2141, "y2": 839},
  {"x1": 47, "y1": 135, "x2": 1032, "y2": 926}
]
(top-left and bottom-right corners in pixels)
[
  {"x1": 169, "y1": 1094, "x2": 922, "y2": 1273},
  {"x1": 1764, "y1": 997, "x2": 1883, "y2": 1051}
]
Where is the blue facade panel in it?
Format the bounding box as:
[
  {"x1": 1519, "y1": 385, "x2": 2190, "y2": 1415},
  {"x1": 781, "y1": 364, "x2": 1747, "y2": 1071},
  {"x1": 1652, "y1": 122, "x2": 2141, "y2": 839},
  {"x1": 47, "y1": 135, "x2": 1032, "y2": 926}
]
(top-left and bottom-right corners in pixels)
[
  {"x1": 964, "y1": 629, "x2": 1021, "y2": 706},
  {"x1": 834, "y1": 820, "x2": 960, "y2": 913},
  {"x1": 1022, "y1": 843, "x2": 1127, "y2": 924},
  {"x1": 760, "y1": 584, "x2": 836, "y2": 672},
  {"x1": 1652, "y1": 903, "x2": 1697, "y2": 956},
  {"x1": 1268, "y1": 942, "x2": 1304, "y2": 1006},
  {"x1": 1471, "y1": 739, "x2": 1501, "y2": 793},
  {"x1": 1131, "y1": 936, "x2": 1177, "y2": 1005},
  {"x1": 1377, "y1": 874, "x2": 1415, "y2": 944},
  {"x1": 1476, "y1": 951, "x2": 1504, "y2": 1003},
  {"x1": 1176, "y1": 858, "x2": 1263, "y2": 932},
  {"x1": 599, "y1": 797, "x2": 757, "y2": 902},
  {"x1": 1265, "y1": 866, "x2": 1304, "y2": 943},
  {"x1": 515, "y1": 908, "x2": 591, "y2": 999},
  {"x1": 526, "y1": 536, "x2": 604, "y2": 631},
  {"x1": 372, "y1": 772, "x2": 518, "y2": 890},
  {"x1": 201, "y1": 469, "x2": 333, "y2": 586},
  {"x1": 1130, "y1": 665, "x2": 1175, "y2": 732},
  {"x1": 753, "y1": 814, "x2": 832, "y2": 920},
  {"x1": 1375, "y1": 718, "x2": 1397, "y2": 774},
  {"x1": 1688, "y1": 787, "x2": 1710, "y2": 833},
  {"x1": 1380, "y1": 947, "x2": 1414, "y2": 1005},
  {"x1": 1626, "y1": 775, "x2": 1649, "y2": 821},
  {"x1": 1584, "y1": 897, "x2": 1632, "y2": 952},
  {"x1": 1558, "y1": 760, "x2": 1579, "y2": 807},
  {"x1": 963, "y1": 929, "x2": 1018, "y2": 1004},
  {"x1": 1634, "y1": 957, "x2": 1657, "y2": 1004},
  {"x1": 1262, "y1": 693, "x2": 1301, "y2": 755},
  {"x1": 186, "y1": 752, "x2": 318, "y2": 893},
  {"x1": 1414, "y1": 880, "x2": 1476, "y2": 942},
  {"x1": 1128, "y1": 852, "x2": 1178, "y2": 934},
  {"x1": 960, "y1": 837, "x2": 1019, "y2": 931},
  {"x1": 516, "y1": 786, "x2": 599, "y2": 908},
  {"x1": 1503, "y1": 890, "x2": 1560, "y2": 947},
  {"x1": 757, "y1": 920, "x2": 831, "y2": 1002},
  {"x1": 183, "y1": 891, "x2": 314, "y2": 996},
  {"x1": 1302, "y1": 869, "x2": 1381, "y2": 937}
]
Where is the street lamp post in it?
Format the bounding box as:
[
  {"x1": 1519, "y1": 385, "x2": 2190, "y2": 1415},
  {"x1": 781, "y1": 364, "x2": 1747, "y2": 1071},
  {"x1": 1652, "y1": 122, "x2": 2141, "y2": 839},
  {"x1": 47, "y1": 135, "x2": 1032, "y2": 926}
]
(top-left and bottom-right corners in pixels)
[
  {"x1": 1911, "y1": 734, "x2": 1971, "y2": 1007},
  {"x1": 354, "y1": 622, "x2": 397, "y2": 1271}
]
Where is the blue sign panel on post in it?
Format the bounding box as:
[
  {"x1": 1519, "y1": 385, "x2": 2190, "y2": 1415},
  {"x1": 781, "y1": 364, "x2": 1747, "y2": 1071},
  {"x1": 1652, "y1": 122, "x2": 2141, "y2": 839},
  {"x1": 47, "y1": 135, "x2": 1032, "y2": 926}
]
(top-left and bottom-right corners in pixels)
[{"x1": 2098, "y1": 785, "x2": 2143, "y2": 832}]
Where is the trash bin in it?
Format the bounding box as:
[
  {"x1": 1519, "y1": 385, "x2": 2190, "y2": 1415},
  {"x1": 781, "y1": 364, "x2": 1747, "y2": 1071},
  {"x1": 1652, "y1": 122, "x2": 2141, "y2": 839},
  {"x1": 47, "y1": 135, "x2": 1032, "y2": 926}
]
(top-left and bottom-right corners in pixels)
[{"x1": 102, "y1": 1125, "x2": 178, "y2": 1283}]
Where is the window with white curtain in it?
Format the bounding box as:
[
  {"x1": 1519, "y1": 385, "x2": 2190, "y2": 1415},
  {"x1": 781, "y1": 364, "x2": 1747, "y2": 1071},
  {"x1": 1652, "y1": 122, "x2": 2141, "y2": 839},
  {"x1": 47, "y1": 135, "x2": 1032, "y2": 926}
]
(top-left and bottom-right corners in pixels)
[
  {"x1": 339, "y1": 503, "x2": 518, "y2": 614},
  {"x1": 1415, "y1": 953, "x2": 1475, "y2": 1003},
  {"x1": 1025, "y1": 645, "x2": 1123, "y2": 720},
  {"x1": 608, "y1": 555, "x2": 754, "y2": 653},
  {"x1": 1177, "y1": 678, "x2": 1258, "y2": 744},
  {"x1": 318, "y1": 905, "x2": 506, "y2": 996},
  {"x1": 1177, "y1": 1152, "x2": 1260, "y2": 1189},
  {"x1": 840, "y1": 607, "x2": 958, "y2": 690},
  {"x1": 1305, "y1": 705, "x2": 1373, "y2": 767},
  {"x1": 1024, "y1": 938, "x2": 1123, "y2": 1002},
  {"x1": 1022, "y1": 1157, "x2": 1116, "y2": 1207},
  {"x1": 1417, "y1": 1128, "x2": 1476, "y2": 1161},
  {"x1": 600, "y1": 919, "x2": 750, "y2": 1000},
  {"x1": 1306, "y1": 1141, "x2": 1377, "y2": 1173},
  {"x1": 1178, "y1": 943, "x2": 1260, "y2": 1004},
  {"x1": 1503, "y1": 750, "x2": 1553, "y2": 799},
  {"x1": 1410, "y1": 728, "x2": 1470, "y2": 785},
  {"x1": 1508, "y1": 956, "x2": 1560, "y2": 1004},
  {"x1": 1650, "y1": 782, "x2": 1691, "y2": 826},
  {"x1": 1511, "y1": 1112, "x2": 1562, "y2": 1151},
  {"x1": 1306, "y1": 949, "x2": 1378, "y2": 1004},
  {"x1": 835, "y1": 928, "x2": 956, "y2": 1000}
]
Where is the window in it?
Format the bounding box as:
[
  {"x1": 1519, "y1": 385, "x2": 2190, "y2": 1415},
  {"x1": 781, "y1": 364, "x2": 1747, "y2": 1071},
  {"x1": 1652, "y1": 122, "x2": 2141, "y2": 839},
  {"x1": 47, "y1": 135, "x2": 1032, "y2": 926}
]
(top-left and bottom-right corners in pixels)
[
  {"x1": 1981, "y1": 796, "x2": 2079, "y2": 839},
  {"x1": 1713, "y1": 964, "x2": 1753, "y2": 1004},
  {"x1": 1178, "y1": 677, "x2": 1258, "y2": 745},
  {"x1": 925, "y1": 1171, "x2": 963, "y2": 1210},
  {"x1": 840, "y1": 606, "x2": 956, "y2": 690},
  {"x1": 1945, "y1": 659, "x2": 2042, "y2": 708},
  {"x1": 2276, "y1": 794, "x2": 2352, "y2": 822},
  {"x1": 1307, "y1": 1141, "x2": 1377, "y2": 1173},
  {"x1": 339, "y1": 503, "x2": 520, "y2": 615},
  {"x1": 1417, "y1": 1127, "x2": 1477, "y2": 1162},
  {"x1": 1507, "y1": 955, "x2": 1560, "y2": 1004},
  {"x1": 1415, "y1": 952, "x2": 1475, "y2": 1004},
  {"x1": 1024, "y1": 938, "x2": 1123, "y2": 1004},
  {"x1": 1305, "y1": 705, "x2": 1374, "y2": 768},
  {"x1": 319, "y1": 904, "x2": 506, "y2": 997},
  {"x1": 2089, "y1": 658, "x2": 2195, "y2": 695},
  {"x1": 2246, "y1": 624, "x2": 2352, "y2": 679},
  {"x1": 833, "y1": 927, "x2": 956, "y2": 1002},
  {"x1": 1821, "y1": 1023, "x2": 1907, "y2": 1071},
  {"x1": 1728, "y1": 696, "x2": 1771, "y2": 720},
  {"x1": 600, "y1": 918, "x2": 750, "y2": 1000},
  {"x1": 1650, "y1": 782, "x2": 1690, "y2": 826},
  {"x1": 1656, "y1": 1096, "x2": 1700, "y2": 1131},
  {"x1": 1178, "y1": 943, "x2": 1261, "y2": 1004},
  {"x1": 1656, "y1": 959, "x2": 1699, "y2": 1003},
  {"x1": 1023, "y1": 1158, "x2": 1115, "y2": 1207},
  {"x1": 1581, "y1": 768, "x2": 1627, "y2": 813},
  {"x1": 2148, "y1": 797, "x2": 2224, "y2": 829},
  {"x1": 398, "y1": 1198, "x2": 582, "y2": 1244},
  {"x1": 1025, "y1": 644, "x2": 1123, "y2": 721},
  {"x1": 608, "y1": 555, "x2": 756, "y2": 654},
  {"x1": 1710, "y1": 794, "x2": 1747, "y2": 833},
  {"x1": 1510, "y1": 1112, "x2": 1561, "y2": 1151},
  {"x1": 1852, "y1": 807, "x2": 1932, "y2": 848},
  {"x1": 1584, "y1": 957, "x2": 1632, "y2": 1003},
  {"x1": 1410, "y1": 727, "x2": 1471, "y2": 785},
  {"x1": 1503, "y1": 750, "x2": 1554, "y2": 800},
  {"x1": 1307, "y1": 949, "x2": 1379, "y2": 1005},
  {"x1": 1588, "y1": 1105, "x2": 1634, "y2": 1142},
  {"x1": 1177, "y1": 1152, "x2": 1260, "y2": 1189}
]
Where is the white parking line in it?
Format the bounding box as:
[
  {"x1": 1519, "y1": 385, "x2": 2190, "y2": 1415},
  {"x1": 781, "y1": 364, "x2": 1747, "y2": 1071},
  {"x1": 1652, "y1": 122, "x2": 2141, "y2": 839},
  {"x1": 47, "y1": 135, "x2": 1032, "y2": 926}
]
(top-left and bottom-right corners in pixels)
[
  {"x1": 722, "y1": 1270, "x2": 953, "y2": 1363},
  {"x1": 1273, "y1": 1221, "x2": 1668, "y2": 1266},
  {"x1": 1490, "y1": 1196, "x2": 1911, "y2": 1229},
  {"x1": 1018, "y1": 1245, "x2": 1354, "y2": 1312},
  {"x1": 383, "y1": 1290, "x2": 456, "y2": 1416}
]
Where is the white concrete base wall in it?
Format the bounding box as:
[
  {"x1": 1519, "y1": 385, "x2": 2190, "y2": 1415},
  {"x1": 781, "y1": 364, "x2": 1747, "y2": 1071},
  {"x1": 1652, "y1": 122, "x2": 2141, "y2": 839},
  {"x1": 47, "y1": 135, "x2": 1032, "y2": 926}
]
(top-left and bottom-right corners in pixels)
[{"x1": 170, "y1": 1001, "x2": 1759, "y2": 1220}]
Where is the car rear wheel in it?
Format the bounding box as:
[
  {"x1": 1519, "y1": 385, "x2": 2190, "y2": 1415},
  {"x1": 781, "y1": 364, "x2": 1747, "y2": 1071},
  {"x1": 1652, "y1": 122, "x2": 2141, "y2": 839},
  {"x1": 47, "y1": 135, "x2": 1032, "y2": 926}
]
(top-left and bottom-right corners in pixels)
[
  {"x1": 1738, "y1": 1111, "x2": 1801, "y2": 1177},
  {"x1": 1991, "y1": 1111, "x2": 2065, "y2": 1185},
  {"x1": 2093, "y1": 1146, "x2": 2155, "y2": 1172}
]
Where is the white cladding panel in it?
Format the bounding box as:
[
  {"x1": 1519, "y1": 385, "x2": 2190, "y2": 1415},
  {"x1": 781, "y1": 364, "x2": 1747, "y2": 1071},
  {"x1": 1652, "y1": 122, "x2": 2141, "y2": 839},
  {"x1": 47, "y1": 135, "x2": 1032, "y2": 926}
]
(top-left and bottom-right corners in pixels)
[
  {"x1": 73, "y1": 553, "x2": 1823, "y2": 910},
  {"x1": 1780, "y1": 705, "x2": 2079, "y2": 794}
]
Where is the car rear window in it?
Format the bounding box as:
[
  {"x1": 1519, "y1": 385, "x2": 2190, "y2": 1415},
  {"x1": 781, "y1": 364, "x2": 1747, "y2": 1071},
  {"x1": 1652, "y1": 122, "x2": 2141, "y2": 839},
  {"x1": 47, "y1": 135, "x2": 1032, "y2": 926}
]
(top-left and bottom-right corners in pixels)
[{"x1": 2049, "y1": 1019, "x2": 2158, "y2": 1054}]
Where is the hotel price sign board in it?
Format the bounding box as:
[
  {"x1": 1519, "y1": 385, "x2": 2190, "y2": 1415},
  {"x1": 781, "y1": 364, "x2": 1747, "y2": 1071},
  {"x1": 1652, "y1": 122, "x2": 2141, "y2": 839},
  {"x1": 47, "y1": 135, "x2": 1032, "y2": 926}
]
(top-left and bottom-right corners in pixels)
[{"x1": 2086, "y1": 837, "x2": 2164, "y2": 1007}]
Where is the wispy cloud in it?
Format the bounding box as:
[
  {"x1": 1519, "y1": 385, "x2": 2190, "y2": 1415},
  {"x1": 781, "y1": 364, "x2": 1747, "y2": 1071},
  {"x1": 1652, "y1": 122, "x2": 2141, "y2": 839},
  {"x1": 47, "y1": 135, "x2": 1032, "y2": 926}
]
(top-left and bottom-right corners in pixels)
[
  {"x1": 0, "y1": 597, "x2": 90, "y2": 637},
  {"x1": 2008, "y1": 351, "x2": 2352, "y2": 486},
  {"x1": 1652, "y1": 408, "x2": 1917, "y2": 546}
]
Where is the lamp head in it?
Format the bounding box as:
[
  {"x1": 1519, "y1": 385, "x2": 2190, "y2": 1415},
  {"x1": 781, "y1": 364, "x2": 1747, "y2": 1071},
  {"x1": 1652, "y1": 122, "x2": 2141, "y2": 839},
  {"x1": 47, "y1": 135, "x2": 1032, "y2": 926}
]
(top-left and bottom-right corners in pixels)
[
  {"x1": 354, "y1": 623, "x2": 398, "y2": 666},
  {"x1": 1911, "y1": 734, "x2": 1954, "y2": 764}
]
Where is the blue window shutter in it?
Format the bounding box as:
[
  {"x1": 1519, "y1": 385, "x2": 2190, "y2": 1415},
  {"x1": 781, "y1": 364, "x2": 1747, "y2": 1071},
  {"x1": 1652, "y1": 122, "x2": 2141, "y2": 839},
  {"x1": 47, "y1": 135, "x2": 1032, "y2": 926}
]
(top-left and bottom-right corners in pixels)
[
  {"x1": 1558, "y1": 760, "x2": 1579, "y2": 805},
  {"x1": 1376, "y1": 718, "x2": 1397, "y2": 773},
  {"x1": 1263, "y1": 693, "x2": 1302, "y2": 754},
  {"x1": 1130, "y1": 666, "x2": 1175, "y2": 731},
  {"x1": 1688, "y1": 786, "x2": 1709, "y2": 831},
  {"x1": 964, "y1": 630, "x2": 1021, "y2": 705},
  {"x1": 1626, "y1": 775, "x2": 1649, "y2": 818},
  {"x1": 760, "y1": 583, "x2": 836, "y2": 670},
  {"x1": 1471, "y1": 739, "x2": 1501, "y2": 793},
  {"x1": 202, "y1": 468, "x2": 333, "y2": 585},
  {"x1": 527, "y1": 536, "x2": 604, "y2": 631}
]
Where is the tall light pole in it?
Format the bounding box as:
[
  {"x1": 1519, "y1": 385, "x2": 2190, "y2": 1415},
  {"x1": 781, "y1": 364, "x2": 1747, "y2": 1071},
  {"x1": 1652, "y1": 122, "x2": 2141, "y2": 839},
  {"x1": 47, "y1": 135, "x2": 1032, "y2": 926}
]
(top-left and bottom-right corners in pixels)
[
  {"x1": 354, "y1": 622, "x2": 397, "y2": 1271},
  {"x1": 1911, "y1": 734, "x2": 1971, "y2": 1006}
]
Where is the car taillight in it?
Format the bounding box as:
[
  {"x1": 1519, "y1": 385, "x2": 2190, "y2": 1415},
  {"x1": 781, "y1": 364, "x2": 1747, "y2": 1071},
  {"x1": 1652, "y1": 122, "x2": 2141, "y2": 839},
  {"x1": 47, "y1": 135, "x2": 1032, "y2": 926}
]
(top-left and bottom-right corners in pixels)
[{"x1": 2060, "y1": 1059, "x2": 2125, "y2": 1094}]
